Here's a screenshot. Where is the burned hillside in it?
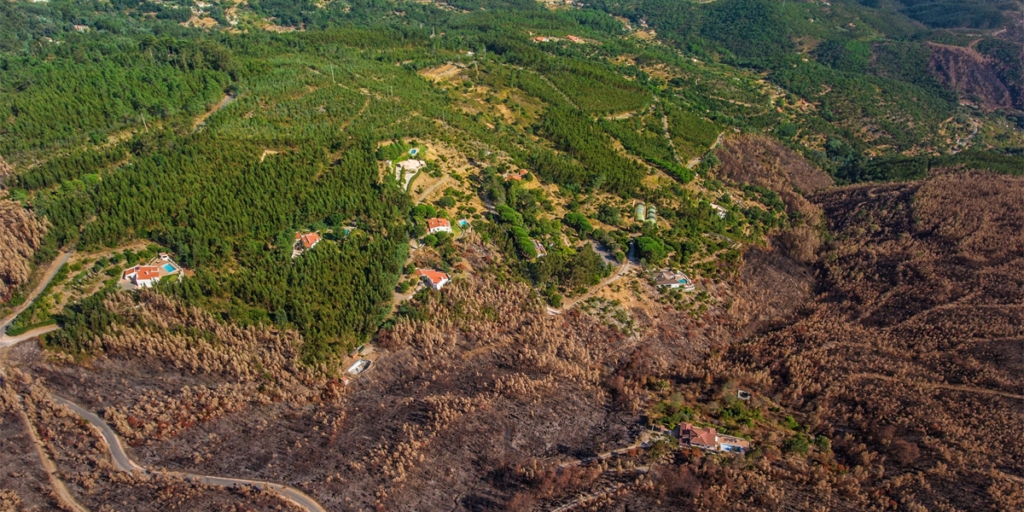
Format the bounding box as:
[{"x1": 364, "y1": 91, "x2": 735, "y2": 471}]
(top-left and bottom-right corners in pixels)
[
  {"x1": 11, "y1": 226, "x2": 817, "y2": 511},
  {"x1": 4, "y1": 145, "x2": 1019, "y2": 511},
  {"x1": 587, "y1": 170, "x2": 1024, "y2": 511}
]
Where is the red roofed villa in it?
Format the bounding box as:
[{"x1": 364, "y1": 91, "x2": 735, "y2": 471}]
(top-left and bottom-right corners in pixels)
[
  {"x1": 426, "y1": 218, "x2": 452, "y2": 235},
  {"x1": 295, "y1": 232, "x2": 322, "y2": 249},
  {"x1": 676, "y1": 423, "x2": 751, "y2": 454},
  {"x1": 415, "y1": 269, "x2": 451, "y2": 290},
  {"x1": 122, "y1": 265, "x2": 162, "y2": 288}
]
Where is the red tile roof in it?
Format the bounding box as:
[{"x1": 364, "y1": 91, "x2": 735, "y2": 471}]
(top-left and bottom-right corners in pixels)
[
  {"x1": 137, "y1": 266, "x2": 160, "y2": 280},
  {"x1": 297, "y1": 232, "x2": 321, "y2": 249},
  {"x1": 415, "y1": 269, "x2": 450, "y2": 286},
  {"x1": 427, "y1": 218, "x2": 450, "y2": 230},
  {"x1": 123, "y1": 265, "x2": 161, "y2": 281},
  {"x1": 679, "y1": 423, "x2": 718, "y2": 448}
]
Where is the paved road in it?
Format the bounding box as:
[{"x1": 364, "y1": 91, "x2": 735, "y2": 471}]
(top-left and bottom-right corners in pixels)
[
  {"x1": 0, "y1": 250, "x2": 71, "y2": 332},
  {"x1": 52, "y1": 395, "x2": 327, "y2": 512}
]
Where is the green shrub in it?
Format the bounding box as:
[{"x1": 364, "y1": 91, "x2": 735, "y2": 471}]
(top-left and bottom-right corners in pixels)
[{"x1": 784, "y1": 434, "x2": 810, "y2": 455}]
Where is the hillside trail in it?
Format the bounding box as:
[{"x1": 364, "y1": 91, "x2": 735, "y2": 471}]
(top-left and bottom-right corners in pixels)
[
  {"x1": 512, "y1": 65, "x2": 578, "y2": 109},
  {"x1": 414, "y1": 175, "x2": 452, "y2": 203},
  {"x1": 192, "y1": 93, "x2": 235, "y2": 131},
  {"x1": 0, "y1": 250, "x2": 71, "y2": 333},
  {"x1": 340, "y1": 92, "x2": 372, "y2": 132},
  {"x1": 685, "y1": 131, "x2": 725, "y2": 169},
  {"x1": 9, "y1": 394, "x2": 91, "y2": 512},
  {"x1": 549, "y1": 467, "x2": 649, "y2": 512},
  {"x1": 52, "y1": 394, "x2": 328, "y2": 512},
  {"x1": 653, "y1": 97, "x2": 683, "y2": 167},
  {"x1": 548, "y1": 243, "x2": 634, "y2": 315},
  {"x1": 852, "y1": 373, "x2": 1024, "y2": 400}
]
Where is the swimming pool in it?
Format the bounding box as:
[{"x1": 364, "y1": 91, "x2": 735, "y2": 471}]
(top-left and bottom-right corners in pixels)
[
  {"x1": 409, "y1": 147, "x2": 419, "y2": 156},
  {"x1": 162, "y1": 263, "x2": 176, "y2": 273}
]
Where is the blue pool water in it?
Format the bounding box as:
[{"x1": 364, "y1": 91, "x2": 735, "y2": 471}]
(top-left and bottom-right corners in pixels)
[
  {"x1": 409, "y1": 148, "x2": 419, "y2": 156},
  {"x1": 162, "y1": 263, "x2": 176, "y2": 273}
]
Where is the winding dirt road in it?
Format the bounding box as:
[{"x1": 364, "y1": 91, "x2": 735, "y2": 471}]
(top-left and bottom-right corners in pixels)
[
  {"x1": 0, "y1": 251, "x2": 71, "y2": 333},
  {"x1": 653, "y1": 97, "x2": 683, "y2": 167},
  {"x1": 853, "y1": 373, "x2": 1024, "y2": 400},
  {"x1": 548, "y1": 242, "x2": 634, "y2": 315},
  {"x1": 0, "y1": 324, "x2": 61, "y2": 347},
  {"x1": 414, "y1": 175, "x2": 452, "y2": 203},
  {"x1": 52, "y1": 395, "x2": 327, "y2": 512},
  {"x1": 193, "y1": 93, "x2": 236, "y2": 130}
]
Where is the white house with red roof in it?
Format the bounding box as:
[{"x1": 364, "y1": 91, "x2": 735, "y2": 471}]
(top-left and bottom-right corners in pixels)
[
  {"x1": 426, "y1": 218, "x2": 452, "y2": 235},
  {"x1": 415, "y1": 269, "x2": 451, "y2": 290},
  {"x1": 676, "y1": 423, "x2": 751, "y2": 454},
  {"x1": 295, "y1": 232, "x2": 321, "y2": 250},
  {"x1": 122, "y1": 265, "x2": 161, "y2": 288}
]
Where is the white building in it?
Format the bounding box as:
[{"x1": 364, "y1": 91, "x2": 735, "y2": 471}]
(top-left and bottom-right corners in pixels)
[
  {"x1": 711, "y1": 204, "x2": 727, "y2": 219},
  {"x1": 653, "y1": 270, "x2": 695, "y2": 291},
  {"x1": 426, "y1": 218, "x2": 452, "y2": 234},
  {"x1": 122, "y1": 266, "x2": 161, "y2": 288},
  {"x1": 416, "y1": 269, "x2": 451, "y2": 290}
]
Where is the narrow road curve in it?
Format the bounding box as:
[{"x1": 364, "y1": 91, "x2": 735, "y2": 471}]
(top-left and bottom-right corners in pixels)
[
  {"x1": 549, "y1": 243, "x2": 634, "y2": 315},
  {"x1": 685, "y1": 131, "x2": 725, "y2": 170},
  {"x1": 554, "y1": 260, "x2": 631, "y2": 314},
  {"x1": 414, "y1": 175, "x2": 452, "y2": 204},
  {"x1": 52, "y1": 395, "x2": 327, "y2": 512},
  {"x1": 0, "y1": 250, "x2": 72, "y2": 332},
  {"x1": 0, "y1": 324, "x2": 61, "y2": 348}
]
